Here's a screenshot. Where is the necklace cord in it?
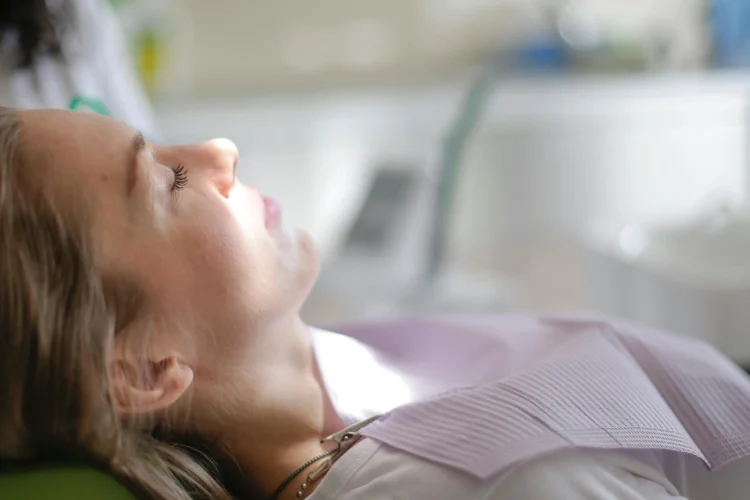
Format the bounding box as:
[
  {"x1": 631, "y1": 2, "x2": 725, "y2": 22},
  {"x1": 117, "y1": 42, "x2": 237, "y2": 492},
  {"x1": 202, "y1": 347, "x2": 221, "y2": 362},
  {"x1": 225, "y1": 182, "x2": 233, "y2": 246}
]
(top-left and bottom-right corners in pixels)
[
  {"x1": 268, "y1": 415, "x2": 383, "y2": 499},
  {"x1": 268, "y1": 447, "x2": 338, "y2": 500}
]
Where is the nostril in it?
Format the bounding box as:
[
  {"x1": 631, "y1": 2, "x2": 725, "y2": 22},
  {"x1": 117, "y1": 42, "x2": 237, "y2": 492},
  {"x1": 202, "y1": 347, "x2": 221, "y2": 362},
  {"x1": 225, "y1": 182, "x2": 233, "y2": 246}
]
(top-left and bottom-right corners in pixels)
[{"x1": 220, "y1": 180, "x2": 233, "y2": 199}]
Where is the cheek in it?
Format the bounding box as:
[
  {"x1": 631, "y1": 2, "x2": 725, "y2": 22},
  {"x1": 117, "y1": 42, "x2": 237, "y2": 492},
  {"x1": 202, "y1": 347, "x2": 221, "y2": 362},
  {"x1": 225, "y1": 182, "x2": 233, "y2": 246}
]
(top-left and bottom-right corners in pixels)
[{"x1": 177, "y1": 201, "x2": 280, "y2": 314}]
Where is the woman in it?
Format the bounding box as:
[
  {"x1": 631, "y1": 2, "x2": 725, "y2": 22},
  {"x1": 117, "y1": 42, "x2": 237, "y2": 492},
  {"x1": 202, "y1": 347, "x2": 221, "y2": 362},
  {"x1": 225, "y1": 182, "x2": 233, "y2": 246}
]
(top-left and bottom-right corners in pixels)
[
  {"x1": 0, "y1": 0, "x2": 160, "y2": 138},
  {"x1": 0, "y1": 106, "x2": 749, "y2": 500}
]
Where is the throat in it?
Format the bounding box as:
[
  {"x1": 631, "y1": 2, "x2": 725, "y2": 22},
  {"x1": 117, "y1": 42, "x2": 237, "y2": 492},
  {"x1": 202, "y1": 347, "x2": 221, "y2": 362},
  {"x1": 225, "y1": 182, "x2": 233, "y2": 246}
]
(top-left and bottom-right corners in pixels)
[
  {"x1": 211, "y1": 319, "x2": 349, "y2": 497},
  {"x1": 221, "y1": 362, "x2": 342, "y2": 496}
]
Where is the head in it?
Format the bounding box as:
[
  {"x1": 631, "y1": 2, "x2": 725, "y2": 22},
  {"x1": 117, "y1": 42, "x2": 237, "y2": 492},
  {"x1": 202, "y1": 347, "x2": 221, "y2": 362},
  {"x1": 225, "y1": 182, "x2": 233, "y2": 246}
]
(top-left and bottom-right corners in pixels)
[
  {"x1": 0, "y1": 108, "x2": 320, "y2": 498},
  {"x1": 0, "y1": 0, "x2": 69, "y2": 68}
]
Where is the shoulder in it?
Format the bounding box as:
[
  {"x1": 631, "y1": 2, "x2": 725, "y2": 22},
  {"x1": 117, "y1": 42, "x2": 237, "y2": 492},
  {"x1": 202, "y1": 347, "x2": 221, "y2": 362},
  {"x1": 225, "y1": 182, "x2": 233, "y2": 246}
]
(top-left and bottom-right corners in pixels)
[
  {"x1": 313, "y1": 440, "x2": 685, "y2": 500},
  {"x1": 68, "y1": 0, "x2": 112, "y2": 21},
  {"x1": 66, "y1": 0, "x2": 119, "y2": 43}
]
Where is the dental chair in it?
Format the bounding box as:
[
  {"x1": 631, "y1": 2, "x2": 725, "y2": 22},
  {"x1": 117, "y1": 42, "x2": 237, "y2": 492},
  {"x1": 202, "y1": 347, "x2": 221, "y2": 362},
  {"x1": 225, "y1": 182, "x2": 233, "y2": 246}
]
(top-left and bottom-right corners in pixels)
[{"x1": 0, "y1": 462, "x2": 139, "y2": 499}]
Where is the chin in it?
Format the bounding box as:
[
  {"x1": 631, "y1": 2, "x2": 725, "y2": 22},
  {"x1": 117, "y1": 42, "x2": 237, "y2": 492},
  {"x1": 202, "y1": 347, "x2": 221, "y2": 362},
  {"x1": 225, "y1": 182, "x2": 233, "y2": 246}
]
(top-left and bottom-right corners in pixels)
[
  {"x1": 278, "y1": 228, "x2": 319, "y2": 314},
  {"x1": 295, "y1": 228, "x2": 320, "y2": 293}
]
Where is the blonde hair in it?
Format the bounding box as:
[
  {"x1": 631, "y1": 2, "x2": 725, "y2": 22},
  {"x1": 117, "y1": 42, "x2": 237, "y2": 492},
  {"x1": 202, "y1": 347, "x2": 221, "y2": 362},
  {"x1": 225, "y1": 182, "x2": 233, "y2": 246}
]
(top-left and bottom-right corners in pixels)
[{"x1": 0, "y1": 107, "x2": 234, "y2": 499}]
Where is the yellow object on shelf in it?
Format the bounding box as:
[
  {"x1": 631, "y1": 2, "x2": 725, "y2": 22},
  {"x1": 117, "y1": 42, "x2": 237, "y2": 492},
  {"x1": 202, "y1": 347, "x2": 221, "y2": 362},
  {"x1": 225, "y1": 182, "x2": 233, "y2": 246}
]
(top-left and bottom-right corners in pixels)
[{"x1": 136, "y1": 29, "x2": 162, "y2": 95}]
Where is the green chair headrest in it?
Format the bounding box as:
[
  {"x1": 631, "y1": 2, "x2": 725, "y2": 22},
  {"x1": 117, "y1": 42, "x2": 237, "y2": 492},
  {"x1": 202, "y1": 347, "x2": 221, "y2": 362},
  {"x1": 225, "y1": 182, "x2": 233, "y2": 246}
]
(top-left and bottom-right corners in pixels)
[{"x1": 0, "y1": 464, "x2": 138, "y2": 499}]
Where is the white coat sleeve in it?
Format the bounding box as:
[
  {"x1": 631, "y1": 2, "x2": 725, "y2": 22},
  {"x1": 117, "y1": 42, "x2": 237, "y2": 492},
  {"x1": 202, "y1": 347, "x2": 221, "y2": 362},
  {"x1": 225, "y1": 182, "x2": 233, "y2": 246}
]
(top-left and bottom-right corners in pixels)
[{"x1": 77, "y1": 0, "x2": 162, "y2": 141}]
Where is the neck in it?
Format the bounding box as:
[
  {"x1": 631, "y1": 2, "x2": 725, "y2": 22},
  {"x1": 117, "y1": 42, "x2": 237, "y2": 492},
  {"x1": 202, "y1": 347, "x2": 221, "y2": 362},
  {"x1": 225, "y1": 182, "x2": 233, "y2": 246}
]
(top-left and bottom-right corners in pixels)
[{"x1": 217, "y1": 317, "x2": 345, "y2": 498}]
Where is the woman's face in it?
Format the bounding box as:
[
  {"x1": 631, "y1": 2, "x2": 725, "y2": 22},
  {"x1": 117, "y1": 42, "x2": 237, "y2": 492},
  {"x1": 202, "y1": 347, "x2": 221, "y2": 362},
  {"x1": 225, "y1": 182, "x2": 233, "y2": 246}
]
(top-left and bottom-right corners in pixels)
[{"x1": 20, "y1": 109, "x2": 319, "y2": 384}]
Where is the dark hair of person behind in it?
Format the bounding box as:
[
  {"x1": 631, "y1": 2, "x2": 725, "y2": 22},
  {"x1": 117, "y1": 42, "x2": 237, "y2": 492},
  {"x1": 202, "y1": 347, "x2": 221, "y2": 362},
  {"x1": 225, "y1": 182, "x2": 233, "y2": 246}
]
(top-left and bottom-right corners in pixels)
[{"x1": 0, "y1": 0, "x2": 71, "y2": 68}]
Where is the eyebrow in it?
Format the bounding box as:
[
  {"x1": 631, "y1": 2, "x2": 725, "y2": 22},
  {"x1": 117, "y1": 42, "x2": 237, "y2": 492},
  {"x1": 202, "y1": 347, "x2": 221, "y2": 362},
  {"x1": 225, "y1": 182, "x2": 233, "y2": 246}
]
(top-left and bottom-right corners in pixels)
[{"x1": 126, "y1": 132, "x2": 146, "y2": 197}]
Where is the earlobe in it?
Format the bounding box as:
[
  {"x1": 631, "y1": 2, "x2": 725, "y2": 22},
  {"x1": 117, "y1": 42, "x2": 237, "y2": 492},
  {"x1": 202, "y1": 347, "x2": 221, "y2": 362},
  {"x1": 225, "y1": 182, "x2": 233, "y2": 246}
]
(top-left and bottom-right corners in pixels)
[{"x1": 110, "y1": 356, "x2": 194, "y2": 415}]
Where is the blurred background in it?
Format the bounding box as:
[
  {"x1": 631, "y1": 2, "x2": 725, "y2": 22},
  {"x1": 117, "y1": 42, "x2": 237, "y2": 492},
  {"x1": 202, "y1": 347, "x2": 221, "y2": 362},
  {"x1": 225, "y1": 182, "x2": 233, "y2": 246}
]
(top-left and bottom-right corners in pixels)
[{"x1": 114, "y1": 0, "x2": 750, "y2": 363}]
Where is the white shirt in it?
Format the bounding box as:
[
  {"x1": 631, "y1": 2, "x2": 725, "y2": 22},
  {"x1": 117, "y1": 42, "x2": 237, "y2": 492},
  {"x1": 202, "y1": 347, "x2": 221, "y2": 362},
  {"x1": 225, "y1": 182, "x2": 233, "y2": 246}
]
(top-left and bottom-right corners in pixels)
[
  {"x1": 0, "y1": 0, "x2": 160, "y2": 139},
  {"x1": 309, "y1": 327, "x2": 691, "y2": 499},
  {"x1": 309, "y1": 440, "x2": 686, "y2": 499}
]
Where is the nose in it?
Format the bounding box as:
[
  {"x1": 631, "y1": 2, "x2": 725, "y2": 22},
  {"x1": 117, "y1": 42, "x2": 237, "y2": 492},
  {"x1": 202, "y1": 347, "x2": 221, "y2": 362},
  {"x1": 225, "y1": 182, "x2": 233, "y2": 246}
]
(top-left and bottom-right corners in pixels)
[{"x1": 202, "y1": 138, "x2": 238, "y2": 197}]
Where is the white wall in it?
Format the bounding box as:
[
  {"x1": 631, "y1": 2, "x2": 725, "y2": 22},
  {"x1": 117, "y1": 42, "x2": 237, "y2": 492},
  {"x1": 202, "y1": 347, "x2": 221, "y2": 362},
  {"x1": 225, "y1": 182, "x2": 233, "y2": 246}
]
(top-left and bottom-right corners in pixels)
[{"x1": 150, "y1": 0, "x2": 706, "y2": 96}]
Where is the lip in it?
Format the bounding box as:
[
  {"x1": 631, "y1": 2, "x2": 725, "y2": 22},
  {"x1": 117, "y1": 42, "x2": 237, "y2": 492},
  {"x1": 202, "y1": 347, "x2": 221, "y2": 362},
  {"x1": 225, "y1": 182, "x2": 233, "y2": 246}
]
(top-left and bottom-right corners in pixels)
[{"x1": 263, "y1": 195, "x2": 282, "y2": 230}]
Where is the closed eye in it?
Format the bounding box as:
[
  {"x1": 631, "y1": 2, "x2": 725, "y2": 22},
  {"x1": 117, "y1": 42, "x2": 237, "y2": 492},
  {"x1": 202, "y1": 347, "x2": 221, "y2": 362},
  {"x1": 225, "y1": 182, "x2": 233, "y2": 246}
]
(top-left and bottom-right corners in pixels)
[{"x1": 170, "y1": 164, "x2": 188, "y2": 192}]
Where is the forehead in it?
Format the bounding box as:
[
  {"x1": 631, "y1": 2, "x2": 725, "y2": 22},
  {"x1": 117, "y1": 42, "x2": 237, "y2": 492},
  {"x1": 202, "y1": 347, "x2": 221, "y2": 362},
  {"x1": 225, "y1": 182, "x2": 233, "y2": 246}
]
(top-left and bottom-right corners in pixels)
[
  {"x1": 19, "y1": 109, "x2": 134, "y2": 180},
  {"x1": 16, "y1": 110, "x2": 147, "y2": 273}
]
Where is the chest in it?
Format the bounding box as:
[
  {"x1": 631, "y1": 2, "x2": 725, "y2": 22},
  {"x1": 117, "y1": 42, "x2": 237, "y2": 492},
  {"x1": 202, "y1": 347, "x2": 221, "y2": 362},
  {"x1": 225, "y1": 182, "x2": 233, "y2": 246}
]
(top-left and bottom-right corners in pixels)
[{"x1": 312, "y1": 440, "x2": 497, "y2": 500}]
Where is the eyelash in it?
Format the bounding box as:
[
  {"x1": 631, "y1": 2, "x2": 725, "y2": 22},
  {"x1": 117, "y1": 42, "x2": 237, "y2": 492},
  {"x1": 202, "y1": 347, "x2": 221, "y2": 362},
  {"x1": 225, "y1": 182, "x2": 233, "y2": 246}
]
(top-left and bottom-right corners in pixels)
[{"x1": 170, "y1": 164, "x2": 188, "y2": 191}]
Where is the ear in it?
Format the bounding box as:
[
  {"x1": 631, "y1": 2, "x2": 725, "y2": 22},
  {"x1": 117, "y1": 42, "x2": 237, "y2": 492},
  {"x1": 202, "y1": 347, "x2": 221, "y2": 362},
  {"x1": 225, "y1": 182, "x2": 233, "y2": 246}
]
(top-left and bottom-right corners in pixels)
[{"x1": 109, "y1": 356, "x2": 194, "y2": 415}]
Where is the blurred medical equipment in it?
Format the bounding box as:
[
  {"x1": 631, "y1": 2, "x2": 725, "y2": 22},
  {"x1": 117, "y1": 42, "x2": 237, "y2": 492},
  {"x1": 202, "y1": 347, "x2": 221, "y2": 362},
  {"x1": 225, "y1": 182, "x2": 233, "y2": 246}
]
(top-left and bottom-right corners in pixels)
[
  {"x1": 311, "y1": 45, "x2": 750, "y2": 322},
  {"x1": 311, "y1": 56, "x2": 521, "y2": 320}
]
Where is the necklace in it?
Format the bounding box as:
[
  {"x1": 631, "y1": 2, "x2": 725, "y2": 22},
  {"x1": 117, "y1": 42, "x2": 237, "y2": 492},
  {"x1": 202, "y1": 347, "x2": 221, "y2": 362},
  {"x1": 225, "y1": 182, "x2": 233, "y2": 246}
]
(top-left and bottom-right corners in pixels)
[{"x1": 269, "y1": 415, "x2": 381, "y2": 500}]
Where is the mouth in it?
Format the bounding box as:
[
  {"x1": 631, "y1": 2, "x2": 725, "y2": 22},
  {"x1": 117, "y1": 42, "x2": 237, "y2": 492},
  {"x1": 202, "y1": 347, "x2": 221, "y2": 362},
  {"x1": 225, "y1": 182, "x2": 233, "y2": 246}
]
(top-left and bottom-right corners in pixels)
[{"x1": 263, "y1": 195, "x2": 282, "y2": 230}]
